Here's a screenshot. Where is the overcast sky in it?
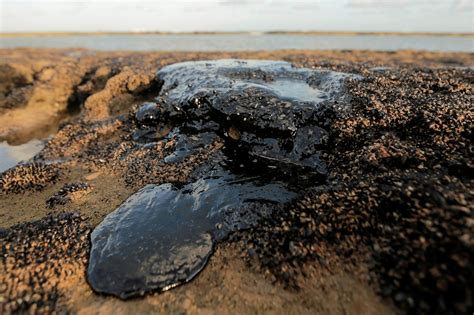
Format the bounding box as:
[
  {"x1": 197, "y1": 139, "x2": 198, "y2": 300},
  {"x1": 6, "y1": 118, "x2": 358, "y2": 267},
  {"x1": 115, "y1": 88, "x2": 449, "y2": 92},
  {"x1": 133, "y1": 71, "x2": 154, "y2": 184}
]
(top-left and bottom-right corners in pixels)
[{"x1": 1, "y1": 0, "x2": 473, "y2": 33}]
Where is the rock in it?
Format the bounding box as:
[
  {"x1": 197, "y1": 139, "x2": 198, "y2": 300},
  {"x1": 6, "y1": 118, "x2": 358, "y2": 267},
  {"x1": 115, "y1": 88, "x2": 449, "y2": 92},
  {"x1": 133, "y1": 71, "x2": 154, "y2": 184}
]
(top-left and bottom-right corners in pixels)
[
  {"x1": 0, "y1": 162, "x2": 59, "y2": 193},
  {"x1": 137, "y1": 60, "x2": 359, "y2": 178},
  {"x1": 134, "y1": 102, "x2": 161, "y2": 127},
  {"x1": 46, "y1": 182, "x2": 93, "y2": 208},
  {"x1": 37, "y1": 68, "x2": 56, "y2": 82}
]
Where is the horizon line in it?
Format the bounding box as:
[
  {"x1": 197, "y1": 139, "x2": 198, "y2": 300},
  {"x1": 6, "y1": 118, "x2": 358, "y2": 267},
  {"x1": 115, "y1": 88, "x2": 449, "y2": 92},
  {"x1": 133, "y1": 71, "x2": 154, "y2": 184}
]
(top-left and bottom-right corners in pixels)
[{"x1": 2, "y1": 30, "x2": 474, "y2": 38}]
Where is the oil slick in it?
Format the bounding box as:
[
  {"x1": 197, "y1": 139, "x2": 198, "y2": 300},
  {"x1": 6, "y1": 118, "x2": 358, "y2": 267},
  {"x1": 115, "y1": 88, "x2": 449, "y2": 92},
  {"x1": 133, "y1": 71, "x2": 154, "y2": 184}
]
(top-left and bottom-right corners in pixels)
[
  {"x1": 87, "y1": 60, "x2": 360, "y2": 298},
  {"x1": 88, "y1": 168, "x2": 296, "y2": 298}
]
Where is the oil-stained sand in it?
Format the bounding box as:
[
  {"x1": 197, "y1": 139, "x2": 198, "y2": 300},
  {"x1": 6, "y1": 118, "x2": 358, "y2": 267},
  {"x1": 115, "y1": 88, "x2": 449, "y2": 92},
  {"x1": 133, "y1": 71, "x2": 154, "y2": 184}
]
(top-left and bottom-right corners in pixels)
[{"x1": 0, "y1": 48, "x2": 473, "y2": 314}]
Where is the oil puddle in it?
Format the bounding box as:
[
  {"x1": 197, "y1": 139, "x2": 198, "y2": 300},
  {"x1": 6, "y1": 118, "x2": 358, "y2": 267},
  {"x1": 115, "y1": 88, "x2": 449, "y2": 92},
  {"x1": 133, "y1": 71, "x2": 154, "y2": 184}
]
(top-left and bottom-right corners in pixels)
[
  {"x1": 0, "y1": 139, "x2": 45, "y2": 173},
  {"x1": 88, "y1": 60, "x2": 360, "y2": 298},
  {"x1": 88, "y1": 165, "x2": 296, "y2": 298}
]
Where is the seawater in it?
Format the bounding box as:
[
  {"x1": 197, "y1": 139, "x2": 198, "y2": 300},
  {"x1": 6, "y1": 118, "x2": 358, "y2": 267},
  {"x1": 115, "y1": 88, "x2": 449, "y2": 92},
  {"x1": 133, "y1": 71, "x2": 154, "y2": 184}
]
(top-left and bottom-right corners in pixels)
[
  {"x1": 1, "y1": 34, "x2": 473, "y2": 52},
  {"x1": 0, "y1": 139, "x2": 44, "y2": 173}
]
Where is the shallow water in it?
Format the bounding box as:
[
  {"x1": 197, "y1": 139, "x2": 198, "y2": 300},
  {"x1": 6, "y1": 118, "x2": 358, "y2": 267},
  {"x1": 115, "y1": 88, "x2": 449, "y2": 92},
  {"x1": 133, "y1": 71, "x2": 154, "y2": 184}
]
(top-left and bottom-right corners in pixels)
[
  {"x1": 0, "y1": 139, "x2": 44, "y2": 173},
  {"x1": 87, "y1": 60, "x2": 359, "y2": 298},
  {"x1": 1, "y1": 34, "x2": 473, "y2": 52}
]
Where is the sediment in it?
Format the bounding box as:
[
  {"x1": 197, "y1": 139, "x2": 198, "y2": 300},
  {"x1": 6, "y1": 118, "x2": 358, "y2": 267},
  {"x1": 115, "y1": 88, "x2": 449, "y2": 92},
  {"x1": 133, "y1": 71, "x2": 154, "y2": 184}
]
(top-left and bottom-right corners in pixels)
[{"x1": 0, "y1": 48, "x2": 472, "y2": 315}]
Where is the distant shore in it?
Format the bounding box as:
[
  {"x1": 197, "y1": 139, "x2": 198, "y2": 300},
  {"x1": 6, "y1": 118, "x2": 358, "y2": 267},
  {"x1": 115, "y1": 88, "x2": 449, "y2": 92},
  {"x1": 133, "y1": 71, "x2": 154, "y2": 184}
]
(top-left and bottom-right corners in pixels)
[{"x1": 2, "y1": 31, "x2": 473, "y2": 38}]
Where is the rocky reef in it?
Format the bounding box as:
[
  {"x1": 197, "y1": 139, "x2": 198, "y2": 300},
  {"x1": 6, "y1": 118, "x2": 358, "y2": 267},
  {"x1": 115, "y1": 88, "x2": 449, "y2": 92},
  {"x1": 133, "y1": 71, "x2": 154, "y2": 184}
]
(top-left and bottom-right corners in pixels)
[{"x1": 1, "y1": 49, "x2": 472, "y2": 314}]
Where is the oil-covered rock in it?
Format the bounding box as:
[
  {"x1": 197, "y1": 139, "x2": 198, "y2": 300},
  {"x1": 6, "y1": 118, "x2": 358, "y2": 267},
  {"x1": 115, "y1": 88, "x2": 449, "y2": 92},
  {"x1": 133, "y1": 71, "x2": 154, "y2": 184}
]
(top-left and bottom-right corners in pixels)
[
  {"x1": 87, "y1": 60, "x2": 359, "y2": 298},
  {"x1": 151, "y1": 60, "x2": 358, "y2": 176}
]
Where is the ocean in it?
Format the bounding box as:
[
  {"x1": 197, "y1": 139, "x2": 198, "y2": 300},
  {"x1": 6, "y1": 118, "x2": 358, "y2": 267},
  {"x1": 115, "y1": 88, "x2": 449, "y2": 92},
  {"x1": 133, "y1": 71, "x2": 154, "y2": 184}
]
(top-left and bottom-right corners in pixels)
[{"x1": 1, "y1": 34, "x2": 473, "y2": 52}]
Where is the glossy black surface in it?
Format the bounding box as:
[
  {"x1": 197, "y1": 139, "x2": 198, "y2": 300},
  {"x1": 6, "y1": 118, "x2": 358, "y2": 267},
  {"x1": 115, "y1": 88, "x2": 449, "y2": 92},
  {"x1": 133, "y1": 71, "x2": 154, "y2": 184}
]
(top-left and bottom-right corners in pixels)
[
  {"x1": 88, "y1": 60, "x2": 358, "y2": 298},
  {"x1": 87, "y1": 168, "x2": 295, "y2": 298},
  {"x1": 153, "y1": 60, "x2": 357, "y2": 176}
]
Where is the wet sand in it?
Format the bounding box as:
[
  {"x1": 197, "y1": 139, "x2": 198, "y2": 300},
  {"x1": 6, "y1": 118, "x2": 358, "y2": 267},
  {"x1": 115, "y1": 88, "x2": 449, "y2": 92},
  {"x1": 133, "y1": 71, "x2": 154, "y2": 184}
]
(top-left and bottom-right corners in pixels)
[{"x1": 0, "y1": 48, "x2": 472, "y2": 314}]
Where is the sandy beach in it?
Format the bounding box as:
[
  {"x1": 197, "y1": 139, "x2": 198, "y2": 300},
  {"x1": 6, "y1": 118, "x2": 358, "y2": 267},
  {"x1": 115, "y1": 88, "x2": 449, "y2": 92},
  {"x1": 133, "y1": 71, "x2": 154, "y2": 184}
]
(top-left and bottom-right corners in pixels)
[{"x1": 0, "y1": 48, "x2": 472, "y2": 314}]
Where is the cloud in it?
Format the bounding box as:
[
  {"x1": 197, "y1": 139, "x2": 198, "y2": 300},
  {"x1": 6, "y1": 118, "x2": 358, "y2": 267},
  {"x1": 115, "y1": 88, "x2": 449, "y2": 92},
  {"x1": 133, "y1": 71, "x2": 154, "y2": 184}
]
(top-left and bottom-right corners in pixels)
[
  {"x1": 291, "y1": 2, "x2": 320, "y2": 10},
  {"x1": 60, "y1": 2, "x2": 87, "y2": 14},
  {"x1": 347, "y1": 0, "x2": 410, "y2": 7},
  {"x1": 452, "y1": 0, "x2": 474, "y2": 10},
  {"x1": 218, "y1": 0, "x2": 319, "y2": 9},
  {"x1": 347, "y1": 0, "x2": 468, "y2": 9},
  {"x1": 1, "y1": 0, "x2": 472, "y2": 32},
  {"x1": 218, "y1": 0, "x2": 253, "y2": 5}
]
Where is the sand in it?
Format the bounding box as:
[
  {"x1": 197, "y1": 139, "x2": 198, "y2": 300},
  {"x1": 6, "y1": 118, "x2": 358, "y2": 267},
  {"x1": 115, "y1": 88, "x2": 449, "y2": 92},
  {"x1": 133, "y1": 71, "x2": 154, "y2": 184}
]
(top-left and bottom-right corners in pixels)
[{"x1": 0, "y1": 48, "x2": 472, "y2": 314}]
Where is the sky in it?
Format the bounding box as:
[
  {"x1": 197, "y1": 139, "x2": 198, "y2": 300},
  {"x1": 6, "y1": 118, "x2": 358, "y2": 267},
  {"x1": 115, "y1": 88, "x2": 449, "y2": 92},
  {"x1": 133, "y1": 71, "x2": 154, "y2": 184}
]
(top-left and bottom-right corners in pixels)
[{"x1": 1, "y1": 0, "x2": 473, "y2": 33}]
